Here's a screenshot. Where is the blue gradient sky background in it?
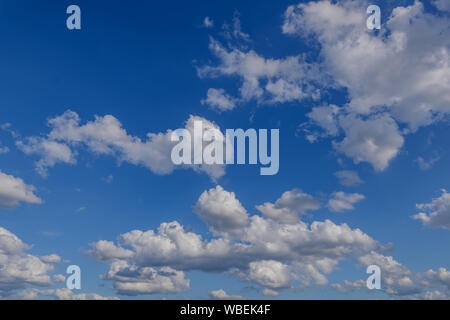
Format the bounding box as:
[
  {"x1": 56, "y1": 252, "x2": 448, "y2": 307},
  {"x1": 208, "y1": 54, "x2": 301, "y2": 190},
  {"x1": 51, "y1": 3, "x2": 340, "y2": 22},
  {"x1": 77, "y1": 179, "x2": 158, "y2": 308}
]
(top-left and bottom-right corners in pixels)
[{"x1": 0, "y1": 0, "x2": 449, "y2": 299}]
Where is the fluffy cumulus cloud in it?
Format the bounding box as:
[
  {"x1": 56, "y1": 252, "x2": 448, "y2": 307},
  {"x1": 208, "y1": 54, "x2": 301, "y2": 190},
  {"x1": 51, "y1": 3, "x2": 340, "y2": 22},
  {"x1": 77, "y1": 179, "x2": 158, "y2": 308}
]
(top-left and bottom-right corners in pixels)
[
  {"x1": 288, "y1": 0, "x2": 449, "y2": 168},
  {"x1": 327, "y1": 192, "x2": 365, "y2": 212},
  {"x1": 17, "y1": 110, "x2": 225, "y2": 180},
  {"x1": 413, "y1": 190, "x2": 450, "y2": 229},
  {"x1": 419, "y1": 268, "x2": 450, "y2": 294},
  {"x1": 194, "y1": 185, "x2": 249, "y2": 234},
  {"x1": 0, "y1": 171, "x2": 42, "y2": 209},
  {"x1": 197, "y1": 35, "x2": 324, "y2": 105},
  {"x1": 88, "y1": 185, "x2": 382, "y2": 295},
  {"x1": 0, "y1": 226, "x2": 59, "y2": 297},
  {"x1": 203, "y1": 16, "x2": 214, "y2": 28},
  {"x1": 331, "y1": 279, "x2": 366, "y2": 293},
  {"x1": 84, "y1": 185, "x2": 450, "y2": 299},
  {"x1": 40, "y1": 254, "x2": 61, "y2": 264},
  {"x1": 333, "y1": 114, "x2": 404, "y2": 171},
  {"x1": 285, "y1": 0, "x2": 450, "y2": 128},
  {"x1": 358, "y1": 251, "x2": 421, "y2": 296},
  {"x1": 209, "y1": 289, "x2": 244, "y2": 300},
  {"x1": 255, "y1": 189, "x2": 320, "y2": 223},
  {"x1": 100, "y1": 260, "x2": 190, "y2": 296},
  {"x1": 201, "y1": 88, "x2": 236, "y2": 112}
]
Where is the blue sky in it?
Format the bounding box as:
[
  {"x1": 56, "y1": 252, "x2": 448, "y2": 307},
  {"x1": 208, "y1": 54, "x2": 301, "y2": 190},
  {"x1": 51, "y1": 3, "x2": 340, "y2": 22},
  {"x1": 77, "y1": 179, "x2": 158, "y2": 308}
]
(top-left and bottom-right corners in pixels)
[{"x1": 0, "y1": 0, "x2": 449, "y2": 300}]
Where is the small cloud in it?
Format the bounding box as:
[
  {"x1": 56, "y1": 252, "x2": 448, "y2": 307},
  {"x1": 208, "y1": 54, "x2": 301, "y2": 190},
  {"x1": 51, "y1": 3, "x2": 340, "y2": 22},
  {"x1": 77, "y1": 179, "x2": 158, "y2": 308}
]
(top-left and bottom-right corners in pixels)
[
  {"x1": 203, "y1": 16, "x2": 214, "y2": 28},
  {"x1": 76, "y1": 207, "x2": 86, "y2": 213},
  {"x1": 53, "y1": 274, "x2": 66, "y2": 283},
  {"x1": 415, "y1": 156, "x2": 440, "y2": 170},
  {"x1": 334, "y1": 170, "x2": 363, "y2": 187},
  {"x1": 209, "y1": 289, "x2": 244, "y2": 300},
  {"x1": 328, "y1": 192, "x2": 365, "y2": 212},
  {"x1": 102, "y1": 174, "x2": 114, "y2": 184},
  {"x1": 0, "y1": 146, "x2": 9, "y2": 154}
]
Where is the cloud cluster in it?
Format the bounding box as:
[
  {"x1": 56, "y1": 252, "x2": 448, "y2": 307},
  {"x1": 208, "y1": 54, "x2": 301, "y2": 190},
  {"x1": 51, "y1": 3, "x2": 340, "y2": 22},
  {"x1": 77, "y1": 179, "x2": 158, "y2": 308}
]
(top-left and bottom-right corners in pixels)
[
  {"x1": 200, "y1": 0, "x2": 449, "y2": 172},
  {"x1": 88, "y1": 185, "x2": 380, "y2": 296},
  {"x1": 0, "y1": 226, "x2": 59, "y2": 297},
  {"x1": 209, "y1": 289, "x2": 244, "y2": 300}
]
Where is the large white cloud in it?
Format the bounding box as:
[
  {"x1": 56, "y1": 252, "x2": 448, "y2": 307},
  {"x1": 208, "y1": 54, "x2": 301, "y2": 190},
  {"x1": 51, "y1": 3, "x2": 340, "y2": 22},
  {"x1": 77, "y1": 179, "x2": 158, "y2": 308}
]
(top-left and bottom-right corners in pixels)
[
  {"x1": 88, "y1": 186, "x2": 380, "y2": 294},
  {"x1": 16, "y1": 288, "x2": 119, "y2": 300},
  {"x1": 197, "y1": 36, "x2": 324, "y2": 105},
  {"x1": 194, "y1": 185, "x2": 249, "y2": 234},
  {"x1": 199, "y1": 1, "x2": 449, "y2": 172},
  {"x1": 287, "y1": 0, "x2": 449, "y2": 170},
  {"x1": 17, "y1": 111, "x2": 225, "y2": 180},
  {"x1": 0, "y1": 171, "x2": 42, "y2": 209}
]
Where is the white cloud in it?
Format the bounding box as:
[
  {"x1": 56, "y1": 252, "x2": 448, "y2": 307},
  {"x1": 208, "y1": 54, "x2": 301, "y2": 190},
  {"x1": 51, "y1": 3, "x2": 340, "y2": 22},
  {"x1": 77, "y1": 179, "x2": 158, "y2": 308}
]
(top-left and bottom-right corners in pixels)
[
  {"x1": 17, "y1": 137, "x2": 75, "y2": 177},
  {"x1": 201, "y1": 88, "x2": 236, "y2": 112},
  {"x1": 419, "y1": 268, "x2": 450, "y2": 292},
  {"x1": 246, "y1": 260, "x2": 292, "y2": 289},
  {"x1": 87, "y1": 240, "x2": 134, "y2": 263},
  {"x1": 327, "y1": 192, "x2": 365, "y2": 212},
  {"x1": 358, "y1": 251, "x2": 421, "y2": 296},
  {"x1": 200, "y1": 1, "x2": 449, "y2": 172},
  {"x1": 18, "y1": 111, "x2": 225, "y2": 180},
  {"x1": 0, "y1": 171, "x2": 42, "y2": 209},
  {"x1": 40, "y1": 254, "x2": 61, "y2": 264},
  {"x1": 256, "y1": 188, "x2": 320, "y2": 223},
  {"x1": 209, "y1": 289, "x2": 244, "y2": 300},
  {"x1": 100, "y1": 260, "x2": 190, "y2": 296},
  {"x1": 194, "y1": 185, "x2": 249, "y2": 234},
  {"x1": 334, "y1": 170, "x2": 363, "y2": 187},
  {"x1": 284, "y1": 0, "x2": 450, "y2": 130},
  {"x1": 303, "y1": 105, "x2": 340, "y2": 143},
  {"x1": 203, "y1": 16, "x2": 214, "y2": 28},
  {"x1": 413, "y1": 189, "x2": 450, "y2": 229},
  {"x1": 197, "y1": 37, "x2": 323, "y2": 105},
  {"x1": 333, "y1": 113, "x2": 404, "y2": 171},
  {"x1": 262, "y1": 288, "x2": 279, "y2": 297},
  {"x1": 0, "y1": 226, "x2": 58, "y2": 296}
]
